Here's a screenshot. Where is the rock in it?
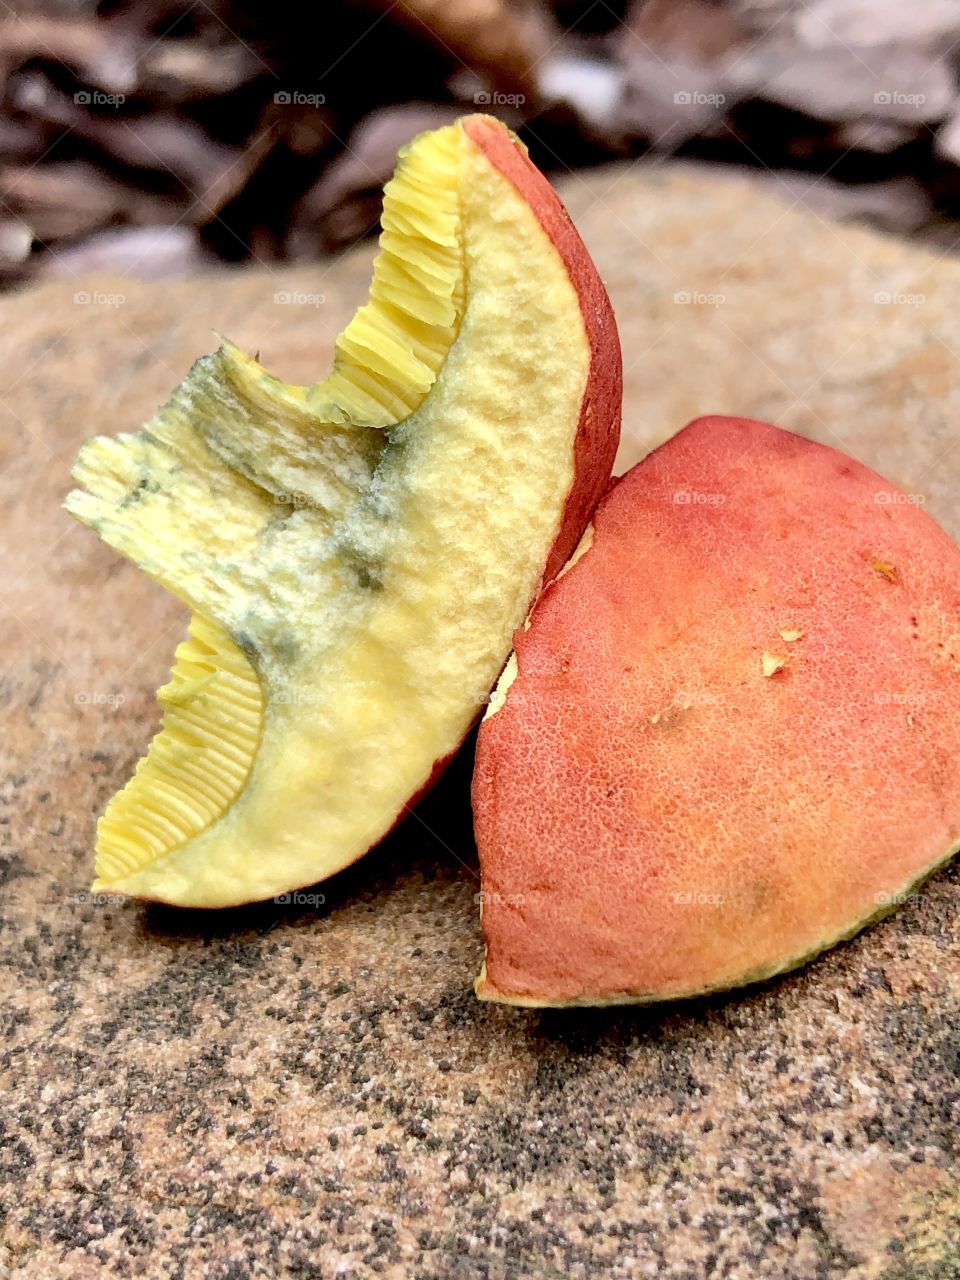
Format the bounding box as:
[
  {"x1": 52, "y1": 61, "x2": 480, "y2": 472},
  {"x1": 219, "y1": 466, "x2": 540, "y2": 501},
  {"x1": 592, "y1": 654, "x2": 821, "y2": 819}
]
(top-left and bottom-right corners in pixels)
[
  {"x1": 617, "y1": 0, "x2": 751, "y2": 145},
  {"x1": 36, "y1": 225, "x2": 210, "y2": 281},
  {"x1": 538, "y1": 54, "x2": 626, "y2": 139},
  {"x1": 727, "y1": 42, "x2": 955, "y2": 124},
  {"x1": 793, "y1": 0, "x2": 960, "y2": 48},
  {"x1": 935, "y1": 109, "x2": 960, "y2": 165},
  {"x1": 836, "y1": 117, "x2": 919, "y2": 153},
  {"x1": 4, "y1": 164, "x2": 960, "y2": 1278},
  {"x1": 0, "y1": 216, "x2": 30, "y2": 268}
]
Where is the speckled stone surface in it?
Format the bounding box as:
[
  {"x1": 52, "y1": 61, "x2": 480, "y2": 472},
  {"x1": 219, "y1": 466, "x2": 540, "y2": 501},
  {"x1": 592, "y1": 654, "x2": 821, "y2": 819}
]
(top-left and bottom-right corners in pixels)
[{"x1": 3, "y1": 165, "x2": 960, "y2": 1279}]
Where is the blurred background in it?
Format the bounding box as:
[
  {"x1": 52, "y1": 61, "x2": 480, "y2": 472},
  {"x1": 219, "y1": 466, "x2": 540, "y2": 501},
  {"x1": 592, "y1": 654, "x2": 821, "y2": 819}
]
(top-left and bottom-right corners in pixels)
[{"x1": 3, "y1": 0, "x2": 960, "y2": 286}]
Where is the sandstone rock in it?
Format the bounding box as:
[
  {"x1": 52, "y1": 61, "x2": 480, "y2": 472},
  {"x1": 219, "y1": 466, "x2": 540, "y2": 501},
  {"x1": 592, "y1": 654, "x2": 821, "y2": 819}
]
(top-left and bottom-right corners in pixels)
[{"x1": 3, "y1": 165, "x2": 960, "y2": 1279}]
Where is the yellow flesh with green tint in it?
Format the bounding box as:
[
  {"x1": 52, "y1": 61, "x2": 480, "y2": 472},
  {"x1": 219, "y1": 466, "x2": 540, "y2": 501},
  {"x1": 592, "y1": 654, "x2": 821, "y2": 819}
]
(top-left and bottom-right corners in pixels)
[{"x1": 65, "y1": 119, "x2": 591, "y2": 907}]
